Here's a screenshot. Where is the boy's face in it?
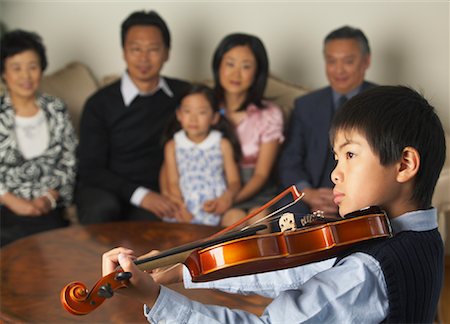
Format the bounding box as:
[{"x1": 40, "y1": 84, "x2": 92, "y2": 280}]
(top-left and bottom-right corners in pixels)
[{"x1": 331, "y1": 129, "x2": 403, "y2": 217}]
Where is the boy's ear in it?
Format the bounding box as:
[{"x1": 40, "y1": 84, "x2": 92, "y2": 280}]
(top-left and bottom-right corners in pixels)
[{"x1": 397, "y1": 146, "x2": 420, "y2": 183}]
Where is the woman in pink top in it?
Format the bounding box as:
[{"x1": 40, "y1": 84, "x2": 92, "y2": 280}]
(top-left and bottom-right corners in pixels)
[{"x1": 212, "y1": 33, "x2": 284, "y2": 224}]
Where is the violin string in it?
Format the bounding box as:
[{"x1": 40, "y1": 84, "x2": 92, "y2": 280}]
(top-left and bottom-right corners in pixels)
[{"x1": 241, "y1": 193, "x2": 304, "y2": 232}]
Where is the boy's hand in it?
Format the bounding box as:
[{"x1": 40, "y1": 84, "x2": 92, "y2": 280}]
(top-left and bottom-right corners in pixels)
[{"x1": 102, "y1": 247, "x2": 160, "y2": 307}]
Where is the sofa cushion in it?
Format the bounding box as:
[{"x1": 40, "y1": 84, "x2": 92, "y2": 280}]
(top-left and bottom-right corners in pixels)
[
  {"x1": 264, "y1": 75, "x2": 308, "y2": 120},
  {"x1": 39, "y1": 62, "x2": 99, "y2": 136}
]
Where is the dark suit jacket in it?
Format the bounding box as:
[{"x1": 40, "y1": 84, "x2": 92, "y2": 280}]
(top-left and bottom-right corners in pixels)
[{"x1": 278, "y1": 81, "x2": 376, "y2": 211}]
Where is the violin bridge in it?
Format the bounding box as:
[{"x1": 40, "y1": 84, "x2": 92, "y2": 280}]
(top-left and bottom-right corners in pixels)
[{"x1": 279, "y1": 212, "x2": 297, "y2": 232}]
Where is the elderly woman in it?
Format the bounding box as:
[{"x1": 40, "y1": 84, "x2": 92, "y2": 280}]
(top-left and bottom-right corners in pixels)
[{"x1": 0, "y1": 30, "x2": 77, "y2": 246}]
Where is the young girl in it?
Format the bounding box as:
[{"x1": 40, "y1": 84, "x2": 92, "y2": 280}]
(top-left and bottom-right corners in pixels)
[
  {"x1": 212, "y1": 33, "x2": 285, "y2": 223},
  {"x1": 162, "y1": 84, "x2": 241, "y2": 226}
]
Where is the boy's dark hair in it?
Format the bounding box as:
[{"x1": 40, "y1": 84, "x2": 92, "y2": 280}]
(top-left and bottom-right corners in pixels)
[
  {"x1": 163, "y1": 84, "x2": 241, "y2": 161},
  {"x1": 324, "y1": 26, "x2": 370, "y2": 56},
  {"x1": 0, "y1": 29, "x2": 47, "y2": 75},
  {"x1": 212, "y1": 33, "x2": 269, "y2": 111},
  {"x1": 330, "y1": 85, "x2": 446, "y2": 209},
  {"x1": 121, "y1": 10, "x2": 170, "y2": 48}
]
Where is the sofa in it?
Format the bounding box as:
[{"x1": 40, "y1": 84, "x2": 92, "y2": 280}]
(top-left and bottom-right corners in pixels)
[
  {"x1": 1, "y1": 61, "x2": 449, "y2": 248},
  {"x1": 36, "y1": 61, "x2": 310, "y2": 222}
]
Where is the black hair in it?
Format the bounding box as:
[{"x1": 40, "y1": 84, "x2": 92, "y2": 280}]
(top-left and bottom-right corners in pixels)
[
  {"x1": 163, "y1": 84, "x2": 241, "y2": 161},
  {"x1": 212, "y1": 33, "x2": 269, "y2": 111},
  {"x1": 0, "y1": 29, "x2": 47, "y2": 75},
  {"x1": 324, "y1": 26, "x2": 370, "y2": 56},
  {"x1": 121, "y1": 10, "x2": 171, "y2": 48},
  {"x1": 330, "y1": 85, "x2": 446, "y2": 209}
]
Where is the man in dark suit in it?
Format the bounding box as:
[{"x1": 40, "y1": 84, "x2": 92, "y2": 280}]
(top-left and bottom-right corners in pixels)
[{"x1": 279, "y1": 26, "x2": 376, "y2": 215}]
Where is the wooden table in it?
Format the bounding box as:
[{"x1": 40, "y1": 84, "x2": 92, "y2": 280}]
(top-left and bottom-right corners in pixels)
[{"x1": 0, "y1": 221, "x2": 271, "y2": 323}]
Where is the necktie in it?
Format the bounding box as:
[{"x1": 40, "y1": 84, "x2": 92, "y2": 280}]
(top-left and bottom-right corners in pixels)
[{"x1": 338, "y1": 95, "x2": 348, "y2": 109}]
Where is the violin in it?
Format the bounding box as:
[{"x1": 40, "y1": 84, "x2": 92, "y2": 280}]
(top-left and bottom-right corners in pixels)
[{"x1": 61, "y1": 186, "x2": 392, "y2": 315}]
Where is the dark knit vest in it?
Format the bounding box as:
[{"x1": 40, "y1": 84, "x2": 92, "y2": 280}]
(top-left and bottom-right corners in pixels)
[
  {"x1": 336, "y1": 229, "x2": 444, "y2": 323},
  {"x1": 78, "y1": 77, "x2": 190, "y2": 200}
]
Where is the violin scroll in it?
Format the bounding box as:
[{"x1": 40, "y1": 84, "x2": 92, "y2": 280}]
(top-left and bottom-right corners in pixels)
[
  {"x1": 61, "y1": 281, "x2": 89, "y2": 315},
  {"x1": 61, "y1": 270, "x2": 132, "y2": 315}
]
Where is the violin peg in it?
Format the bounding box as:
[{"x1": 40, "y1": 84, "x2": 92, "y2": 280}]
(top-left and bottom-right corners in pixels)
[
  {"x1": 115, "y1": 271, "x2": 132, "y2": 281},
  {"x1": 97, "y1": 283, "x2": 114, "y2": 298}
]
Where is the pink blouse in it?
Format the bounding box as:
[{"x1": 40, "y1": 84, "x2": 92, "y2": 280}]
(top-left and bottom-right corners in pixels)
[{"x1": 236, "y1": 101, "x2": 284, "y2": 168}]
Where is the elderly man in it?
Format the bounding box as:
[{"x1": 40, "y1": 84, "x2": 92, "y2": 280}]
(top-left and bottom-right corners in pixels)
[{"x1": 279, "y1": 26, "x2": 376, "y2": 215}]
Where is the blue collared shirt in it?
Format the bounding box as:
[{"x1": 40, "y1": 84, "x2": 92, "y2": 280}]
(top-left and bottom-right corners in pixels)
[{"x1": 145, "y1": 208, "x2": 438, "y2": 323}]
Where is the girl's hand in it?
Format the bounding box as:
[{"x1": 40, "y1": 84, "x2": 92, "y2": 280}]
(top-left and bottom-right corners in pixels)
[
  {"x1": 203, "y1": 199, "x2": 218, "y2": 213},
  {"x1": 178, "y1": 205, "x2": 194, "y2": 223},
  {"x1": 102, "y1": 247, "x2": 160, "y2": 307},
  {"x1": 204, "y1": 192, "x2": 233, "y2": 215},
  {"x1": 168, "y1": 196, "x2": 193, "y2": 223}
]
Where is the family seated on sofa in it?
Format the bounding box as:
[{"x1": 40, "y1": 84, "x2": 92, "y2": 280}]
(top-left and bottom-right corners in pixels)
[
  {"x1": 73, "y1": 12, "x2": 378, "y2": 227},
  {"x1": 1, "y1": 10, "x2": 448, "y2": 247}
]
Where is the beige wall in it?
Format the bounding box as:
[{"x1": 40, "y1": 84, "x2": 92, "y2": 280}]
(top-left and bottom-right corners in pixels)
[{"x1": 1, "y1": 1, "x2": 449, "y2": 133}]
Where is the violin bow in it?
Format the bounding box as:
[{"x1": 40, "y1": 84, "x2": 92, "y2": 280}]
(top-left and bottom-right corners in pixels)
[{"x1": 212, "y1": 185, "x2": 304, "y2": 238}]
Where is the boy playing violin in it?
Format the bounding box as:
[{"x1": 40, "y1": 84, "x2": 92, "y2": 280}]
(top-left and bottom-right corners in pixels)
[{"x1": 103, "y1": 85, "x2": 446, "y2": 323}]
